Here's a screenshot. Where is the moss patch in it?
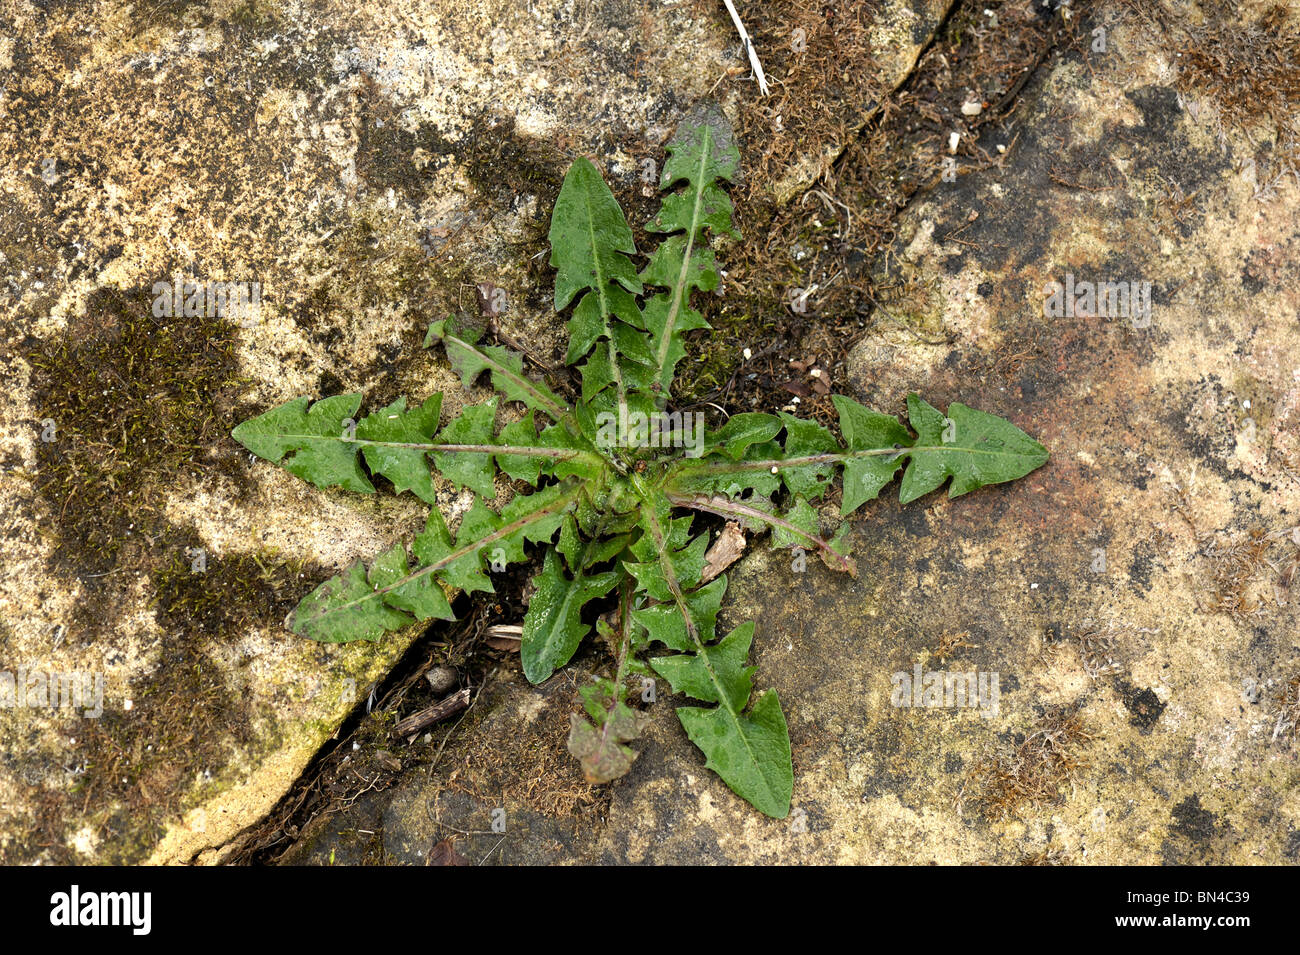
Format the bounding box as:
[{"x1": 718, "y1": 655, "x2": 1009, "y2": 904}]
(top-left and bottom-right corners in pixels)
[
  {"x1": 26, "y1": 286, "x2": 244, "y2": 577},
  {"x1": 14, "y1": 286, "x2": 321, "y2": 862}
]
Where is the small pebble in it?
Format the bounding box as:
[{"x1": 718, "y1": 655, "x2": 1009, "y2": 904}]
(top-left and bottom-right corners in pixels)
[{"x1": 425, "y1": 666, "x2": 458, "y2": 696}]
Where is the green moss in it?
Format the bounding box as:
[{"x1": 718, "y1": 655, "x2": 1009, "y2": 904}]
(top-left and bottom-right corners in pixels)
[
  {"x1": 228, "y1": 0, "x2": 279, "y2": 29},
  {"x1": 682, "y1": 300, "x2": 780, "y2": 404},
  {"x1": 16, "y1": 286, "x2": 321, "y2": 862},
  {"x1": 458, "y1": 111, "x2": 564, "y2": 212},
  {"x1": 153, "y1": 546, "x2": 312, "y2": 636},
  {"x1": 27, "y1": 286, "x2": 245, "y2": 576}
]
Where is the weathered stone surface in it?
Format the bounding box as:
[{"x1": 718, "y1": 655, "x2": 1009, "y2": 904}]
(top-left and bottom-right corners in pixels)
[
  {"x1": 0, "y1": 0, "x2": 945, "y2": 862},
  {"x1": 282, "y1": 3, "x2": 1300, "y2": 864}
]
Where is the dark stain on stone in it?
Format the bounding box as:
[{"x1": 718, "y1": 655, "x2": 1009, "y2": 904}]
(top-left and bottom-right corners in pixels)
[
  {"x1": 898, "y1": 502, "x2": 930, "y2": 538},
  {"x1": 1116, "y1": 679, "x2": 1166, "y2": 733},
  {"x1": 1128, "y1": 542, "x2": 1155, "y2": 593},
  {"x1": 870, "y1": 719, "x2": 903, "y2": 757},
  {"x1": 1126, "y1": 85, "x2": 1184, "y2": 138},
  {"x1": 317, "y1": 369, "x2": 346, "y2": 397},
  {"x1": 1170, "y1": 793, "x2": 1217, "y2": 844},
  {"x1": 353, "y1": 76, "x2": 456, "y2": 204},
  {"x1": 1162, "y1": 405, "x2": 1235, "y2": 484}
]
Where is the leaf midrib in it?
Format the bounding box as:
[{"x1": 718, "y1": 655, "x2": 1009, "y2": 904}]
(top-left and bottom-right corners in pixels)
[
  {"x1": 641, "y1": 500, "x2": 778, "y2": 806},
  {"x1": 652, "y1": 125, "x2": 713, "y2": 393},
  {"x1": 294, "y1": 483, "x2": 581, "y2": 630}
]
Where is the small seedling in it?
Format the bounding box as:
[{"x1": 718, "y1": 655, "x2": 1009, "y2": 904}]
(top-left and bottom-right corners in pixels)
[{"x1": 232, "y1": 103, "x2": 1049, "y2": 817}]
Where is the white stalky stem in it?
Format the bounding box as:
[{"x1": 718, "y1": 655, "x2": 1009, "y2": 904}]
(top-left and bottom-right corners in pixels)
[{"x1": 721, "y1": 0, "x2": 769, "y2": 96}]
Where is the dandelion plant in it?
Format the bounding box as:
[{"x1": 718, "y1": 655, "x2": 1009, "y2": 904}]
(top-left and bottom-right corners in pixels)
[{"x1": 232, "y1": 103, "x2": 1049, "y2": 818}]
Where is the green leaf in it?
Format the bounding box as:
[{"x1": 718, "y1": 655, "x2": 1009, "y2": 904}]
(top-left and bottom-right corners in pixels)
[
  {"x1": 290, "y1": 541, "x2": 455, "y2": 643},
  {"x1": 776, "y1": 412, "x2": 839, "y2": 501},
  {"x1": 640, "y1": 102, "x2": 740, "y2": 398},
  {"x1": 651, "y1": 621, "x2": 792, "y2": 818},
  {"x1": 633, "y1": 576, "x2": 727, "y2": 652},
  {"x1": 535, "y1": 423, "x2": 605, "y2": 482},
  {"x1": 625, "y1": 503, "x2": 709, "y2": 601},
  {"x1": 548, "y1": 158, "x2": 653, "y2": 427},
  {"x1": 770, "y1": 496, "x2": 820, "y2": 551},
  {"x1": 495, "y1": 481, "x2": 571, "y2": 564},
  {"x1": 566, "y1": 583, "x2": 647, "y2": 784},
  {"x1": 831, "y1": 394, "x2": 912, "y2": 515},
  {"x1": 704, "y1": 413, "x2": 783, "y2": 459},
  {"x1": 448, "y1": 500, "x2": 501, "y2": 594},
  {"x1": 520, "y1": 549, "x2": 621, "y2": 683},
  {"x1": 565, "y1": 282, "x2": 646, "y2": 365},
  {"x1": 355, "y1": 395, "x2": 442, "y2": 503},
  {"x1": 432, "y1": 398, "x2": 498, "y2": 499},
  {"x1": 654, "y1": 102, "x2": 741, "y2": 203},
  {"x1": 425, "y1": 317, "x2": 571, "y2": 424},
  {"x1": 291, "y1": 482, "x2": 582, "y2": 643},
  {"x1": 662, "y1": 441, "x2": 783, "y2": 498},
  {"x1": 289, "y1": 554, "x2": 413, "y2": 642},
  {"x1": 548, "y1": 157, "x2": 642, "y2": 312},
  {"x1": 676, "y1": 688, "x2": 792, "y2": 819},
  {"x1": 232, "y1": 394, "x2": 374, "y2": 494},
  {"x1": 635, "y1": 502, "x2": 792, "y2": 817},
  {"x1": 899, "y1": 394, "x2": 1050, "y2": 503},
  {"x1": 370, "y1": 542, "x2": 455, "y2": 623},
  {"x1": 651, "y1": 619, "x2": 754, "y2": 710}
]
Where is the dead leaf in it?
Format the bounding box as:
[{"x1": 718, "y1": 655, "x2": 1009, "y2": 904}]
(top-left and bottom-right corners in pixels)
[
  {"x1": 427, "y1": 838, "x2": 471, "y2": 866},
  {"x1": 702, "y1": 522, "x2": 747, "y2": 583},
  {"x1": 484, "y1": 623, "x2": 522, "y2": 651},
  {"x1": 567, "y1": 708, "x2": 647, "y2": 783}
]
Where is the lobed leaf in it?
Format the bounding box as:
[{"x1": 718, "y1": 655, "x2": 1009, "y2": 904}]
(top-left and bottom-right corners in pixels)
[
  {"x1": 425, "y1": 317, "x2": 571, "y2": 424},
  {"x1": 431, "y1": 398, "x2": 499, "y2": 499},
  {"x1": 521, "y1": 548, "x2": 621, "y2": 683},
  {"x1": 354, "y1": 395, "x2": 443, "y2": 503},
  {"x1": 899, "y1": 394, "x2": 1050, "y2": 503},
  {"x1": 290, "y1": 482, "x2": 582, "y2": 643},
  {"x1": 831, "y1": 394, "x2": 912, "y2": 516},
  {"x1": 547, "y1": 158, "x2": 652, "y2": 422},
  {"x1": 637, "y1": 503, "x2": 793, "y2": 817},
  {"x1": 232, "y1": 394, "x2": 374, "y2": 494},
  {"x1": 640, "y1": 102, "x2": 740, "y2": 399}
]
